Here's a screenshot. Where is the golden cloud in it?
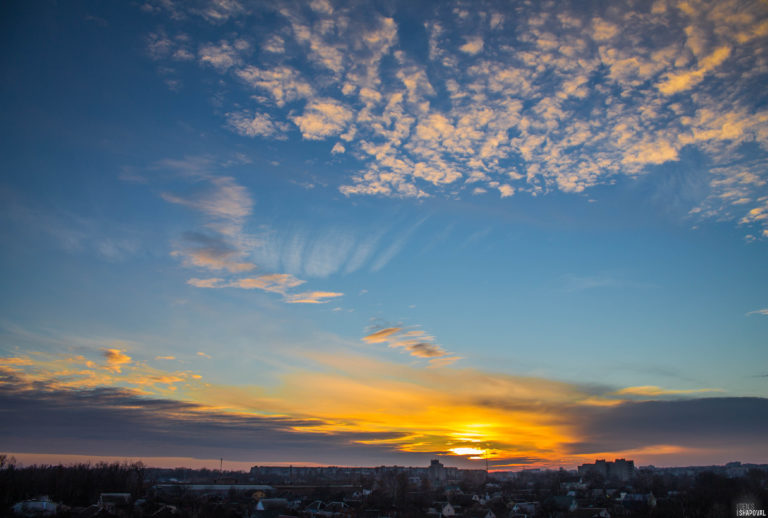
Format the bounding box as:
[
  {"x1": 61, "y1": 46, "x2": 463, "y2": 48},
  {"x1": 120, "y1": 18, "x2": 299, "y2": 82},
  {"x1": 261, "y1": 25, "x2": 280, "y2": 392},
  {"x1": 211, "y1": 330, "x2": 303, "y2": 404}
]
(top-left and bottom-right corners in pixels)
[{"x1": 102, "y1": 349, "x2": 132, "y2": 373}]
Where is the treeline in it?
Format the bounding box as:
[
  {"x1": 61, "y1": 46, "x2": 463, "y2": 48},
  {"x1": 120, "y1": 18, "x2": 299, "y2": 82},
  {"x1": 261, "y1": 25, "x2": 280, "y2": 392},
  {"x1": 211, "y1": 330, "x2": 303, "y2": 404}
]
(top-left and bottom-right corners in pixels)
[{"x1": 0, "y1": 459, "x2": 145, "y2": 509}]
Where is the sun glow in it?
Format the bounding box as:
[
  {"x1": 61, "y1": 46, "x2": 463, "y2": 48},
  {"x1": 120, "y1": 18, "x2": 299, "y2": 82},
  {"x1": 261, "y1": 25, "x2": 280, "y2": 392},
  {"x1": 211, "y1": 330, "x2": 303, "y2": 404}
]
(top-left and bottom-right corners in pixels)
[{"x1": 450, "y1": 447, "x2": 486, "y2": 456}]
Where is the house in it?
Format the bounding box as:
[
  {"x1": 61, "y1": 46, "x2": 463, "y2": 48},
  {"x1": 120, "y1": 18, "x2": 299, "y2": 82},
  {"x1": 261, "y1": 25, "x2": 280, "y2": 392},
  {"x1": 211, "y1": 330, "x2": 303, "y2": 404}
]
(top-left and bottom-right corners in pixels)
[
  {"x1": 253, "y1": 498, "x2": 290, "y2": 518},
  {"x1": 98, "y1": 493, "x2": 131, "y2": 513},
  {"x1": 11, "y1": 496, "x2": 61, "y2": 517},
  {"x1": 509, "y1": 501, "x2": 539, "y2": 517}
]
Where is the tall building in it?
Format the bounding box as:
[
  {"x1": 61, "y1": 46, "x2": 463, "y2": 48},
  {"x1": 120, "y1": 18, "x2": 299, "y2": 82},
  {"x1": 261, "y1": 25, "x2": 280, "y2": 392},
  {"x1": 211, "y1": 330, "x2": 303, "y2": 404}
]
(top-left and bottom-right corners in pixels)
[
  {"x1": 428, "y1": 459, "x2": 446, "y2": 484},
  {"x1": 611, "y1": 459, "x2": 635, "y2": 481},
  {"x1": 578, "y1": 459, "x2": 635, "y2": 482}
]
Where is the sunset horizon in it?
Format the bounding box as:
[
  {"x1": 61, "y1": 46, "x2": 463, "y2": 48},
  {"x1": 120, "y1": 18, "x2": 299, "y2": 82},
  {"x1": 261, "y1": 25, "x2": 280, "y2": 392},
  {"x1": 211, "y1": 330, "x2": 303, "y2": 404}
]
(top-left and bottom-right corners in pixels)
[{"x1": 2, "y1": 0, "x2": 767, "y2": 478}]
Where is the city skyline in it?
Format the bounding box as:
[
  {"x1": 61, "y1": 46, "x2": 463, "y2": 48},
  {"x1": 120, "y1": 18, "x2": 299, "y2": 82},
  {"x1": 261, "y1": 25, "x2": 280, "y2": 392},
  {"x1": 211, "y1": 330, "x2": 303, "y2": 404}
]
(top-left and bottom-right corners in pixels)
[{"x1": 1, "y1": 0, "x2": 767, "y2": 471}]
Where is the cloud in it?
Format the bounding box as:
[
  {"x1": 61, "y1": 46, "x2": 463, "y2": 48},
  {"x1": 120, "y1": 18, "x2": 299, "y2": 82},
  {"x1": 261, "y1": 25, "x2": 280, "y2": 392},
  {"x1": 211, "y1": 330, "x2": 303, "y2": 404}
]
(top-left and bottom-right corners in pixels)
[
  {"x1": 498, "y1": 184, "x2": 514, "y2": 198},
  {"x1": 362, "y1": 327, "x2": 401, "y2": 344},
  {"x1": 0, "y1": 380, "x2": 408, "y2": 464},
  {"x1": 187, "y1": 277, "x2": 225, "y2": 288},
  {"x1": 747, "y1": 308, "x2": 768, "y2": 316},
  {"x1": 0, "y1": 357, "x2": 33, "y2": 366},
  {"x1": 568, "y1": 398, "x2": 768, "y2": 456},
  {"x1": 301, "y1": 230, "x2": 356, "y2": 277},
  {"x1": 236, "y1": 65, "x2": 314, "y2": 106},
  {"x1": 1, "y1": 348, "x2": 204, "y2": 409},
  {"x1": 162, "y1": 176, "x2": 252, "y2": 223},
  {"x1": 154, "y1": 162, "x2": 344, "y2": 301},
  {"x1": 200, "y1": 0, "x2": 245, "y2": 23},
  {"x1": 613, "y1": 385, "x2": 723, "y2": 398},
  {"x1": 657, "y1": 46, "x2": 731, "y2": 95},
  {"x1": 291, "y1": 99, "x2": 354, "y2": 140},
  {"x1": 427, "y1": 356, "x2": 462, "y2": 368},
  {"x1": 459, "y1": 37, "x2": 484, "y2": 55},
  {"x1": 172, "y1": 232, "x2": 255, "y2": 273},
  {"x1": 140, "y1": 0, "x2": 768, "y2": 237},
  {"x1": 262, "y1": 34, "x2": 285, "y2": 54},
  {"x1": 402, "y1": 341, "x2": 445, "y2": 358},
  {"x1": 362, "y1": 326, "x2": 456, "y2": 363},
  {"x1": 5, "y1": 348, "x2": 768, "y2": 467},
  {"x1": 185, "y1": 272, "x2": 343, "y2": 304},
  {"x1": 226, "y1": 111, "x2": 291, "y2": 138},
  {"x1": 229, "y1": 274, "x2": 306, "y2": 293},
  {"x1": 241, "y1": 222, "x2": 405, "y2": 278},
  {"x1": 198, "y1": 39, "x2": 247, "y2": 71},
  {"x1": 369, "y1": 219, "x2": 425, "y2": 272},
  {"x1": 156, "y1": 160, "x2": 344, "y2": 302},
  {"x1": 102, "y1": 349, "x2": 131, "y2": 373},
  {"x1": 146, "y1": 31, "x2": 194, "y2": 61},
  {"x1": 284, "y1": 291, "x2": 344, "y2": 304},
  {"x1": 0, "y1": 190, "x2": 143, "y2": 261},
  {"x1": 690, "y1": 158, "x2": 768, "y2": 236}
]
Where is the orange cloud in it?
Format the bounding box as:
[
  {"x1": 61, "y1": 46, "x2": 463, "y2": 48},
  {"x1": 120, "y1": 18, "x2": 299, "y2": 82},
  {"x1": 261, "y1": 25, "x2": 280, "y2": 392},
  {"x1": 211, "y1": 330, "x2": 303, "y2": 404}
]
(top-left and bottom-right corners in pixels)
[
  {"x1": 362, "y1": 327, "x2": 401, "y2": 343},
  {"x1": 0, "y1": 357, "x2": 34, "y2": 366},
  {"x1": 3, "y1": 347, "x2": 741, "y2": 469},
  {"x1": 614, "y1": 385, "x2": 722, "y2": 397},
  {"x1": 185, "y1": 274, "x2": 343, "y2": 304},
  {"x1": 657, "y1": 46, "x2": 731, "y2": 95},
  {"x1": 231, "y1": 274, "x2": 305, "y2": 293},
  {"x1": 102, "y1": 349, "x2": 132, "y2": 373},
  {"x1": 3, "y1": 350, "x2": 201, "y2": 397},
  {"x1": 284, "y1": 291, "x2": 344, "y2": 304},
  {"x1": 362, "y1": 326, "x2": 455, "y2": 363}
]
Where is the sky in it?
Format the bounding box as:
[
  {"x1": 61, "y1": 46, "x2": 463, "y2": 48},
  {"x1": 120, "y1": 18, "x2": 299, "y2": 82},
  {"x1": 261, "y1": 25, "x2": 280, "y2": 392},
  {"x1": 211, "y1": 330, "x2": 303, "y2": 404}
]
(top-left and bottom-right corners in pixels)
[{"x1": 1, "y1": 0, "x2": 767, "y2": 471}]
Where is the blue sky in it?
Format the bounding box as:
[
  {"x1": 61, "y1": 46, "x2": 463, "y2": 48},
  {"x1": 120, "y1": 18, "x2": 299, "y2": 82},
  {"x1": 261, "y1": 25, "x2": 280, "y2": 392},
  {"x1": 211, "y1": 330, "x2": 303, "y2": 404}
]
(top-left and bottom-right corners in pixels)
[{"x1": 1, "y1": 0, "x2": 767, "y2": 469}]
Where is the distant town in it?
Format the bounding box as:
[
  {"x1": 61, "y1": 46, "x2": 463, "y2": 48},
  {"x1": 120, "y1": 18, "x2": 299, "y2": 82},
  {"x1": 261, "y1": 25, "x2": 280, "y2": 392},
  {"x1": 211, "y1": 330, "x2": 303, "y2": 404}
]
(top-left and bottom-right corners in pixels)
[{"x1": 2, "y1": 455, "x2": 767, "y2": 517}]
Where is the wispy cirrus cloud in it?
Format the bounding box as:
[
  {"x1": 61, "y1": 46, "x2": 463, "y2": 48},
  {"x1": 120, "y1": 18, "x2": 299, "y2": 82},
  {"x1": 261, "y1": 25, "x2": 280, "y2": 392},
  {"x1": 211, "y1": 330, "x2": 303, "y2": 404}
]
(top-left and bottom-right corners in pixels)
[
  {"x1": 188, "y1": 273, "x2": 303, "y2": 293},
  {"x1": 161, "y1": 176, "x2": 253, "y2": 224},
  {"x1": 747, "y1": 308, "x2": 768, "y2": 316},
  {"x1": 613, "y1": 385, "x2": 723, "y2": 398},
  {"x1": 152, "y1": 157, "x2": 346, "y2": 304},
  {"x1": 172, "y1": 232, "x2": 256, "y2": 273},
  {"x1": 227, "y1": 273, "x2": 305, "y2": 293},
  {"x1": 186, "y1": 274, "x2": 342, "y2": 304},
  {"x1": 242, "y1": 219, "x2": 417, "y2": 278},
  {"x1": 0, "y1": 187, "x2": 142, "y2": 262},
  {"x1": 362, "y1": 326, "x2": 460, "y2": 366},
  {"x1": 284, "y1": 291, "x2": 344, "y2": 304}
]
